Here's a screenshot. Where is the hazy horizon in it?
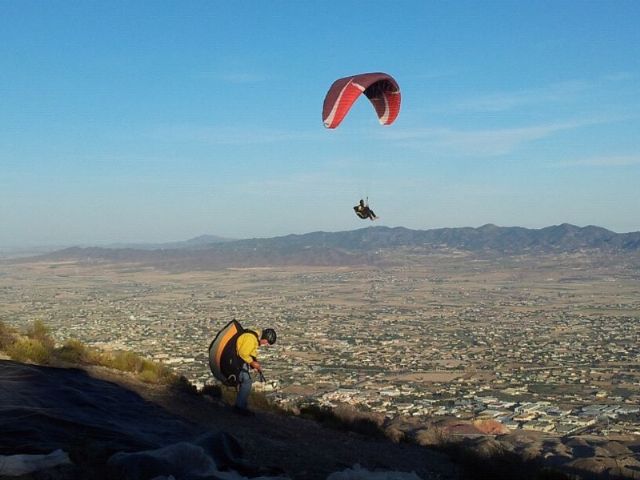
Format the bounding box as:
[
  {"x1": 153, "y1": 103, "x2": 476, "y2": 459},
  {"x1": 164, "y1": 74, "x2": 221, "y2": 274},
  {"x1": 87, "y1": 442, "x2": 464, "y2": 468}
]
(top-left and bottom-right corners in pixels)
[{"x1": 2, "y1": 221, "x2": 640, "y2": 251}]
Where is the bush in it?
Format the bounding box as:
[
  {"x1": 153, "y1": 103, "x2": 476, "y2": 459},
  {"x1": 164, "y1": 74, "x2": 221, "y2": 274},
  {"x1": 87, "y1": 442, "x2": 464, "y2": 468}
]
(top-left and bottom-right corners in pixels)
[
  {"x1": 138, "y1": 358, "x2": 175, "y2": 384},
  {"x1": 432, "y1": 437, "x2": 571, "y2": 480},
  {"x1": 26, "y1": 320, "x2": 55, "y2": 351},
  {"x1": 7, "y1": 337, "x2": 52, "y2": 364},
  {"x1": 219, "y1": 384, "x2": 239, "y2": 405},
  {"x1": 2, "y1": 320, "x2": 177, "y2": 385},
  {"x1": 56, "y1": 338, "x2": 92, "y2": 364},
  {"x1": 95, "y1": 349, "x2": 176, "y2": 384},
  {"x1": 169, "y1": 375, "x2": 198, "y2": 394},
  {"x1": 247, "y1": 389, "x2": 290, "y2": 415},
  {"x1": 137, "y1": 368, "x2": 162, "y2": 383},
  {"x1": 210, "y1": 380, "x2": 288, "y2": 415},
  {"x1": 299, "y1": 403, "x2": 386, "y2": 439},
  {"x1": 105, "y1": 350, "x2": 143, "y2": 372},
  {"x1": 0, "y1": 321, "x2": 16, "y2": 351},
  {"x1": 200, "y1": 384, "x2": 222, "y2": 399},
  {"x1": 415, "y1": 425, "x2": 452, "y2": 447}
]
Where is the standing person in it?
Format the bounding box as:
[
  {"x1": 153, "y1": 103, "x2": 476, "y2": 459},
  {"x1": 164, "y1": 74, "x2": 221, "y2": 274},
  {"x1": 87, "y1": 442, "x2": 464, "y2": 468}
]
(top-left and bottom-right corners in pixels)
[{"x1": 234, "y1": 327, "x2": 277, "y2": 416}]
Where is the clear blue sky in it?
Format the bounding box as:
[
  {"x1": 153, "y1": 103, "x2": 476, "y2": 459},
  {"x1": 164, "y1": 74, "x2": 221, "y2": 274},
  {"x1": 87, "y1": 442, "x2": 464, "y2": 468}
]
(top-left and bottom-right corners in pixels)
[{"x1": 1, "y1": 1, "x2": 639, "y2": 246}]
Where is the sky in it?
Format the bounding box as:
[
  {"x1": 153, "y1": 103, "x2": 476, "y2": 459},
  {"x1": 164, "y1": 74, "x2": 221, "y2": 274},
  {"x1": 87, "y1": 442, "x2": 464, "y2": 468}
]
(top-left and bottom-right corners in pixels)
[{"x1": 1, "y1": 1, "x2": 639, "y2": 247}]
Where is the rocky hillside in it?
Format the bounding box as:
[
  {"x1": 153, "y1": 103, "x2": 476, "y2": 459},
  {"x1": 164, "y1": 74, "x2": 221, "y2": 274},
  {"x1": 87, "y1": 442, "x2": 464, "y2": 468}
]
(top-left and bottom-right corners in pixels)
[
  {"x1": 0, "y1": 359, "x2": 457, "y2": 480},
  {"x1": 2, "y1": 359, "x2": 639, "y2": 480}
]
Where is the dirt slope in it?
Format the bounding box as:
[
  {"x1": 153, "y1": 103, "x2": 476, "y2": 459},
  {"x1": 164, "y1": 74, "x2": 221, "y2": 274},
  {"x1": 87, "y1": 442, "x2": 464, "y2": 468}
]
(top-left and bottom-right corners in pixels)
[
  {"x1": 95, "y1": 367, "x2": 459, "y2": 480},
  {"x1": 0, "y1": 360, "x2": 458, "y2": 480}
]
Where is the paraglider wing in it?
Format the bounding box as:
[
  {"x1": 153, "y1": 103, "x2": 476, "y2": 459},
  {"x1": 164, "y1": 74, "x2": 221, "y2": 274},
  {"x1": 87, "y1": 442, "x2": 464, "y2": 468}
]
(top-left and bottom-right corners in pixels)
[
  {"x1": 208, "y1": 320, "x2": 245, "y2": 386},
  {"x1": 322, "y1": 72, "x2": 401, "y2": 129}
]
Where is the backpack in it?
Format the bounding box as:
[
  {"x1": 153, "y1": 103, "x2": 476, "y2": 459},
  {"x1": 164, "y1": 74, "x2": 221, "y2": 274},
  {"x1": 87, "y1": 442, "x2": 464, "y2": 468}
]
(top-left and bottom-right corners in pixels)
[{"x1": 208, "y1": 320, "x2": 258, "y2": 387}]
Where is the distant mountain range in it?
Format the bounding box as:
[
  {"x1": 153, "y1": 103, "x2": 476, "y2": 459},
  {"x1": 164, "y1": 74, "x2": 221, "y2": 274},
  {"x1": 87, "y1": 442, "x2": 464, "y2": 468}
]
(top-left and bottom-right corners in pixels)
[
  {"x1": 104, "y1": 234, "x2": 234, "y2": 250},
  {"x1": 222, "y1": 223, "x2": 640, "y2": 252},
  {"x1": 23, "y1": 224, "x2": 640, "y2": 269}
]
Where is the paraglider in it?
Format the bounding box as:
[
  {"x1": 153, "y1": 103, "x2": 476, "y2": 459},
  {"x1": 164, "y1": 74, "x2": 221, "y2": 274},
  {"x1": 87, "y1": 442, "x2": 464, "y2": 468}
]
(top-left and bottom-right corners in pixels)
[
  {"x1": 322, "y1": 72, "x2": 401, "y2": 129},
  {"x1": 353, "y1": 198, "x2": 377, "y2": 221},
  {"x1": 322, "y1": 72, "x2": 400, "y2": 219},
  {"x1": 208, "y1": 320, "x2": 246, "y2": 387}
]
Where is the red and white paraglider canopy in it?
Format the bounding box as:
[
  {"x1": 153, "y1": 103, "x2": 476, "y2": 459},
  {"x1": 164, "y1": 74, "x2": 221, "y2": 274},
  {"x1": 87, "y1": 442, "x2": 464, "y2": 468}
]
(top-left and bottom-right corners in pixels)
[{"x1": 322, "y1": 72, "x2": 401, "y2": 129}]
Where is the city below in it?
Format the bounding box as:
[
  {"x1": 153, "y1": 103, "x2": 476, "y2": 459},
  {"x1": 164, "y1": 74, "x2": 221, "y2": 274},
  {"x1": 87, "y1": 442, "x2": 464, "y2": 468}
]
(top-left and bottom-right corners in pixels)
[{"x1": 1, "y1": 248, "x2": 639, "y2": 438}]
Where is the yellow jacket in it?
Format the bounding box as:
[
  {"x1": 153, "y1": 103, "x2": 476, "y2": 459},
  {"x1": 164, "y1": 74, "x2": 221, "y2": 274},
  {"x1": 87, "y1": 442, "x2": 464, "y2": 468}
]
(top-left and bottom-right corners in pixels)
[{"x1": 236, "y1": 330, "x2": 260, "y2": 364}]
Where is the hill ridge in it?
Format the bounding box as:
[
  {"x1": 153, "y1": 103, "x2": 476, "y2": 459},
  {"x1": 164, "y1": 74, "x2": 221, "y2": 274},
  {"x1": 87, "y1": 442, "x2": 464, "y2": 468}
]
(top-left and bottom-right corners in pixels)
[{"x1": 22, "y1": 224, "x2": 640, "y2": 270}]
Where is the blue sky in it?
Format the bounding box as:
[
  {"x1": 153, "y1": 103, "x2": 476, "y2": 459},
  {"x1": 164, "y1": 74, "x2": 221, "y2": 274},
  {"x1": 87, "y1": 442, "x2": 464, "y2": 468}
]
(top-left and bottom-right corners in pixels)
[{"x1": 1, "y1": 1, "x2": 639, "y2": 246}]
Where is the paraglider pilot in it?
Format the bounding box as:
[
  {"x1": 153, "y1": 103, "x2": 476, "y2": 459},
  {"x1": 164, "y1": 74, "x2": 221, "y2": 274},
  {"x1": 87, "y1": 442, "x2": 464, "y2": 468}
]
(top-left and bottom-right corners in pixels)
[
  {"x1": 354, "y1": 199, "x2": 377, "y2": 221},
  {"x1": 234, "y1": 327, "x2": 277, "y2": 416}
]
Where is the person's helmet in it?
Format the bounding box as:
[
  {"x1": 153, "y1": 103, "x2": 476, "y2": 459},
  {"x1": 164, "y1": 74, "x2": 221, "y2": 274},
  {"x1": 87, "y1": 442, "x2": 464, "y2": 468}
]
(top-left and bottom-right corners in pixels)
[{"x1": 261, "y1": 328, "x2": 277, "y2": 345}]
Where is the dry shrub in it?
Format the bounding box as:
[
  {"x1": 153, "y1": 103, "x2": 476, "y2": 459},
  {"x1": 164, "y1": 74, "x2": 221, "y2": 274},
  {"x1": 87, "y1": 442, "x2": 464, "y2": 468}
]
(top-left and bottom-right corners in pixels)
[
  {"x1": 384, "y1": 425, "x2": 405, "y2": 443},
  {"x1": 137, "y1": 368, "x2": 162, "y2": 383},
  {"x1": 415, "y1": 425, "x2": 453, "y2": 447},
  {"x1": 200, "y1": 384, "x2": 223, "y2": 399},
  {"x1": 300, "y1": 403, "x2": 386, "y2": 439},
  {"x1": 7, "y1": 337, "x2": 51, "y2": 364},
  {"x1": 106, "y1": 350, "x2": 143, "y2": 372},
  {"x1": 56, "y1": 338, "x2": 93, "y2": 364},
  {"x1": 431, "y1": 433, "x2": 570, "y2": 480},
  {"x1": 210, "y1": 377, "x2": 286, "y2": 414},
  {"x1": 0, "y1": 320, "x2": 55, "y2": 360},
  {"x1": 211, "y1": 378, "x2": 285, "y2": 413},
  {"x1": 474, "y1": 419, "x2": 510, "y2": 435},
  {"x1": 0, "y1": 321, "x2": 16, "y2": 350},
  {"x1": 333, "y1": 404, "x2": 386, "y2": 436},
  {"x1": 219, "y1": 385, "x2": 238, "y2": 405},
  {"x1": 2, "y1": 320, "x2": 176, "y2": 385},
  {"x1": 100, "y1": 350, "x2": 175, "y2": 383},
  {"x1": 169, "y1": 375, "x2": 198, "y2": 395},
  {"x1": 248, "y1": 389, "x2": 289, "y2": 415},
  {"x1": 138, "y1": 359, "x2": 175, "y2": 384},
  {"x1": 26, "y1": 320, "x2": 55, "y2": 351}
]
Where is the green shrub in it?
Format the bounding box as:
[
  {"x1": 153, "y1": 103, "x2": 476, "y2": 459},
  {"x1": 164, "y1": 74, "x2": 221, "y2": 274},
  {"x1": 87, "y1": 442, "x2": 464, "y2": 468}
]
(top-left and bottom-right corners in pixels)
[{"x1": 7, "y1": 337, "x2": 51, "y2": 364}]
